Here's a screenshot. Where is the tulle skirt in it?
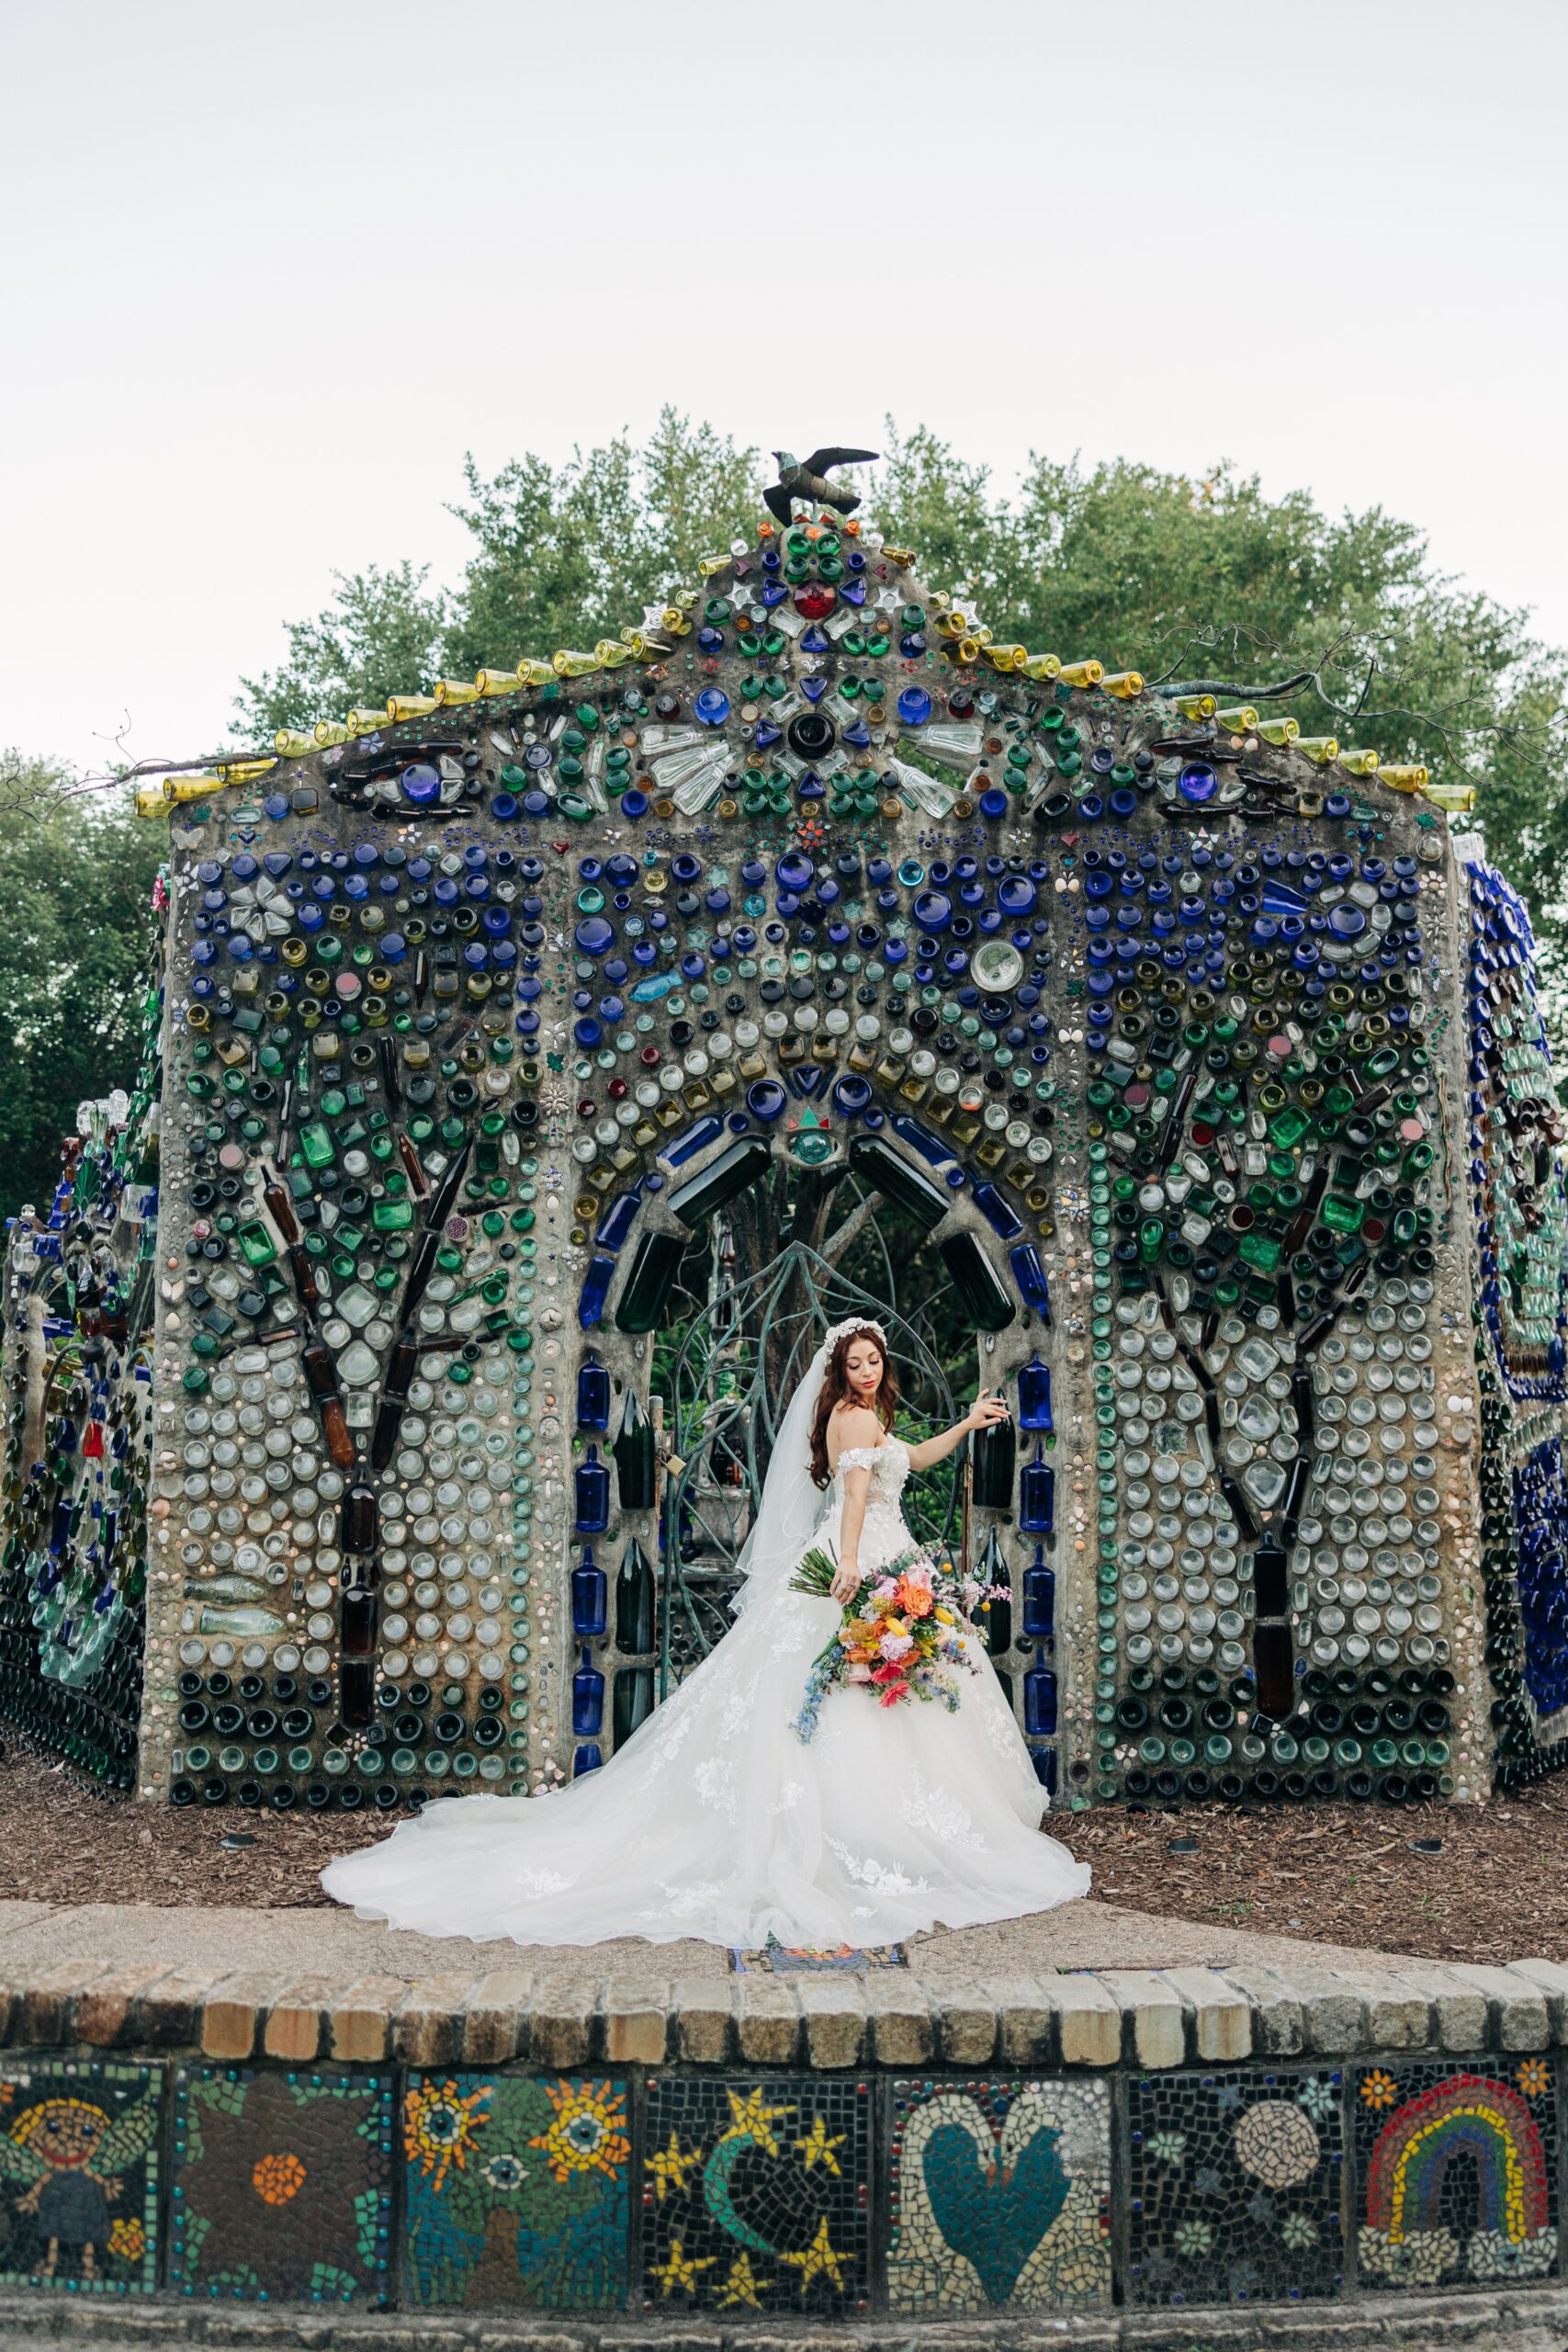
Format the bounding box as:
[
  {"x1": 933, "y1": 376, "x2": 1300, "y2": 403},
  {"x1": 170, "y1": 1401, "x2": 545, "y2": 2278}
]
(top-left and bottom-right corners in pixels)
[{"x1": 321, "y1": 1496, "x2": 1089, "y2": 1949}]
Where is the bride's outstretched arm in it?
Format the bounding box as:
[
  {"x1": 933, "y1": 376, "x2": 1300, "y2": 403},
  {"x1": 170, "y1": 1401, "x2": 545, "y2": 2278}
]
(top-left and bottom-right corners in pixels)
[
  {"x1": 904, "y1": 1389, "x2": 1010, "y2": 1473},
  {"x1": 831, "y1": 1466, "x2": 872, "y2": 1603}
]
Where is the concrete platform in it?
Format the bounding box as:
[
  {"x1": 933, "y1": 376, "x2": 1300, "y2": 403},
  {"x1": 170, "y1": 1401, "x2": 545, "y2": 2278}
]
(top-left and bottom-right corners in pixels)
[{"x1": 0, "y1": 1891, "x2": 1420, "y2": 1982}]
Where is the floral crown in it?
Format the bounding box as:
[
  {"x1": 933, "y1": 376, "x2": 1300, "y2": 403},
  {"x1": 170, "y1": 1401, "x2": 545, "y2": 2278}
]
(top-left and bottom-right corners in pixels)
[{"x1": 823, "y1": 1317, "x2": 889, "y2": 1353}]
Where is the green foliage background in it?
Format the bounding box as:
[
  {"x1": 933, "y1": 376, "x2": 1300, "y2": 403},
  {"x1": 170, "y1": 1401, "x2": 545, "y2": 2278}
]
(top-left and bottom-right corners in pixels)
[
  {"x1": 0, "y1": 776, "x2": 162, "y2": 1221},
  {"x1": 5, "y1": 409, "x2": 1565, "y2": 1224}
]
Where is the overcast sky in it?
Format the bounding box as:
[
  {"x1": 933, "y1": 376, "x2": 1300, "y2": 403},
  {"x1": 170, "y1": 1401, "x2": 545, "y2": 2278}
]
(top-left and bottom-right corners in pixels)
[{"x1": 4, "y1": 0, "x2": 1564, "y2": 776}]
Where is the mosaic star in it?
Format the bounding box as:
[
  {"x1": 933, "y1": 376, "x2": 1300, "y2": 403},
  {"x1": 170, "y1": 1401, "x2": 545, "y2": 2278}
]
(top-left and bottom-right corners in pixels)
[
  {"x1": 780, "y1": 2213, "x2": 847, "y2": 2293},
  {"x1": 716, "y1": 2251, "x2": 773, "y2": 2308},
  {"x1": 721, "y1": 2087, "x2": 795, "y2": 2156},
  {"x1": 646, "y1": 2128, "x2": 705, "y2": 2201},
  {"x1": 649, "y1": 2237, "x2": 716, "y2": 2297},
  {"x1": 795, "y1": 2115, "x2": 845, "y2": 2174}
]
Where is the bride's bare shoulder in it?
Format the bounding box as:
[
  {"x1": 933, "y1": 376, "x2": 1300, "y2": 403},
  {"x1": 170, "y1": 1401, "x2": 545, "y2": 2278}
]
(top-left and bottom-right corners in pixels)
[{"x1": 828, "y1": 1403, "x2": 884, "y2": 1462}]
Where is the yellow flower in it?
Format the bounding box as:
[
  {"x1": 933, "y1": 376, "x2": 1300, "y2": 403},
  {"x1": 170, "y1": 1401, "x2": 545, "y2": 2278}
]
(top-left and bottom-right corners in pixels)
[
  {"x1": 1360, "y1": 2069, "x2": 1399, "y2": 2110},
  {"x1": 404, "y1": 2079, "x2": 491, "y2": 2191},
  {"x1": 107, "y1": 2217, "x2": 146, "y2": 2264},
  {"x1": 1518, "y1": 2058, "x2": 1551, "y2": 2099},
  {"x1": 528, "y1": 2079, "x2": 630, "y2": 2184},
  {"x1": 933, "y1": 1606, "x2": 955, "y2": 1624}
]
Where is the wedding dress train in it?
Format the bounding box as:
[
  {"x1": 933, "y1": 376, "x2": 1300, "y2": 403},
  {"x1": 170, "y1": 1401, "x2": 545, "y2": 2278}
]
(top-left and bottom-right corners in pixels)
[{"x1": 321, "y1": 1389, "x2": 1090, "y2": 1948}]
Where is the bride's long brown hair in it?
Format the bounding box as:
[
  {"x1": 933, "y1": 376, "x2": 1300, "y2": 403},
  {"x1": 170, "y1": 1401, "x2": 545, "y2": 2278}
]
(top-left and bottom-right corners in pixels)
[{"x1": 807, "y1": 1326, "x2": 900, "y2": 1490}]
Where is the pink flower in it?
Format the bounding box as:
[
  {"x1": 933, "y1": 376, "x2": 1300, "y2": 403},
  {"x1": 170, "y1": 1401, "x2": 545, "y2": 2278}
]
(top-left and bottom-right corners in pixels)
[
  {"x1": 845, "y1": 1663, "x2": 872, "y2": 1683},
  {"x1": 874, "y1": 1577, "x2": 898, "y2": 1599},
  {"x1": 903, "y1": 1556, "x2": 933, "y2": 1590},
  {"x1": 879, "y1": 1629, "x2": 914, "y2": 1661}
]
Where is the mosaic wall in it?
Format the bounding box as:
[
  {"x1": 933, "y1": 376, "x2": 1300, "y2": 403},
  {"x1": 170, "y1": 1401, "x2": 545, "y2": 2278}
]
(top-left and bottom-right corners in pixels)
[
  {"x1": 0, "y1": 982, "x2": 162, "y2": 1792},
  {"x1": 1353, "y1": 2057, "x2": 1558, "y2": 2289},
  {"x1": 0, "y1": 2060, "x2": 160, "y2": 2292},
  {"x1": 2, "y1": 507, "x2": 1564, "y2": 1812},
  {"x1": 887, "y1": 2076, "x2": 1110, "y2": 2313},
  {"x1": 402, "y1": 2073, "x2": 629, "y2": 2309},
  {"x1": 169, "y1": 2065, "x2": 394, "y2": 2302},
  {"x1": 0, "y1": 2055, "x2": 1561, "y2": 2313},
  {"x1": 642, "y1": 2077, "x2": 870, "y2": 2314},
  {"x1": 1128, "y1": 2064, "x2": 1343, "y2": 2304},
  {"x1": 1462, "y1": 852, "x2": 1568, "y2": 1788}
]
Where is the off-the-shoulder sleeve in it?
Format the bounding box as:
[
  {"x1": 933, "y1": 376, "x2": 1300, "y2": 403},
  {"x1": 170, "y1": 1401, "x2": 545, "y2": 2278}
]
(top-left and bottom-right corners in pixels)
[{"x1": 835, "y1": 1445, "x2": 883, "y2": 1475}]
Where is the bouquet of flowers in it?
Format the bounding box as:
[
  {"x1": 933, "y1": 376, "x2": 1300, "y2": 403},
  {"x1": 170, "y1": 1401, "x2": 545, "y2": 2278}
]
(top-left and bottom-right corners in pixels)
[{"x1": 786, "y1": 1543, "x2": 990, "y2": 1744}]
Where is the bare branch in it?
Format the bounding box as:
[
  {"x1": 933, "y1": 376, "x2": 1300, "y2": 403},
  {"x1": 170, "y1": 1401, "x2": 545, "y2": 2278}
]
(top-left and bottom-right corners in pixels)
[{"x1": 819, "y1": 1193, "x2": 881, "y2": 1267}]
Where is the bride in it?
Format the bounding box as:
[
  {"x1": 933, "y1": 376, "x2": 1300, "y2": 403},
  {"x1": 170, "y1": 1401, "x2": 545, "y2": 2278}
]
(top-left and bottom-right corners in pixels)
[{"x1": 321, "y1": 1318, "x2": 1089, "y2": 1947}]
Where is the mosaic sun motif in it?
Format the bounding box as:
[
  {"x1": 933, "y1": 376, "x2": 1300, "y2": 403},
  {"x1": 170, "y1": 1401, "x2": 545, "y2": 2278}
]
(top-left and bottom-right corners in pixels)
[
  {"x1": 887, "y1": 2077, "x2": 1110, "y2": 2313},
  {"x1": 170, "y1": 2066, "x2": 394, "y2": 2304},
  {"x1": 0, "y1": 2063, "x2": 160, "y2": 2292},
  {"x1": 1129, "y1": 2065, "x2": 1344, "y2": 2304},
  {"x1": 401, "y1": 2075, "x2": 629, "y2": 2308},
  {"x1": 1355, "y1": 2060, "x2": 1558, "y2": 2288},
  {"x1": 642, "y1": 2078, "x2": 868, "y2": 2314}
]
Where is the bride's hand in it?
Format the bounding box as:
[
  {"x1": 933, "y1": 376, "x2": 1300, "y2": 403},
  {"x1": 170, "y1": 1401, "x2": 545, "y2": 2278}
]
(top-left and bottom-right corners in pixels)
[
  {"x1": 964, "y1": 1389, "x2": 1010, "y2": 1433},
  {"x1": 830, "y1": 1562, "x2": 861, "y2": 1605}
]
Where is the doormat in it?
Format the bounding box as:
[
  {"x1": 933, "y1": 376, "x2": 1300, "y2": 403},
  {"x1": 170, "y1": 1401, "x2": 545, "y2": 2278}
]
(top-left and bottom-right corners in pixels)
[{"x1": 729, "y1": 1935, "x2": 907, "y2": 1973}]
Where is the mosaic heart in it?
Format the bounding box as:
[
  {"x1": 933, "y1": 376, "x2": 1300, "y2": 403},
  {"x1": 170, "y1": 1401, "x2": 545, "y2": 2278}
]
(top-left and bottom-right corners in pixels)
[{"x1": 921, "y1": 2105, "x2": 1068, "y2": 2304}]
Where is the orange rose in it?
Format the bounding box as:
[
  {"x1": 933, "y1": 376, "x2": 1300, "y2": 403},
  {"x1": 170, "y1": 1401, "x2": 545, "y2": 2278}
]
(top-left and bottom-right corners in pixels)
[{"x1": 897, "y1": 1579, "x2": 933, "y2": 1619}]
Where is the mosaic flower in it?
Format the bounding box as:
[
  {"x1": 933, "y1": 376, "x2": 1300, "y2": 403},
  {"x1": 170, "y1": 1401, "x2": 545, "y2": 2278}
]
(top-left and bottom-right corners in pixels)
[
  {"x1": 1173, "y1": 2220, "x2": 1213, "y2": 2257},
  {"x1": 107, "y1": 2216, "x2": 145, "y2": 2263},
  {"x1": 527, "y1": 2080, "x2": 629, "y2": 2185},
  {"x1": 1517, "y1": 2059, "x2": 1551, "y2": 2100},
  {"x1": 250, "y1": 2151, "x2": 306, "y2": 2205},
  {"x1": 1146, "y1": 2130, "x2": 1187, "y2": 2167},
  {"x1": 1296, "y1": 2075, "x2": 1338, "y2": 2122},
  {"x1": 1467, "y1": 2225, "x2": 1557, "y2": 2279},
  {"x1": 1358, "y1": 2225, "x2": 1458, "y2": 2286},
  {"x1": 404, "y1": 2080, "x2": 490, "y2": 2192},
  {"x1": 481, "y1": 2151, "x2": 527, "y2": 2192},
  {"x1": 1360, "y1": 2069, "x2": 1399, "y2": 2111},
  {"x1": 1280, "y1": 2211, "x2": 1319, "y2": 2250},
  {"x1": 175, "y1": 2071, "x2": 387, "y2": 2299}
]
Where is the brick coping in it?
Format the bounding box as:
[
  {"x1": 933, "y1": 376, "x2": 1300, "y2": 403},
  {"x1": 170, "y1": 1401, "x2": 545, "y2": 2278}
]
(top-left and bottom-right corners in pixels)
[{"x1": 3, "y1": 1950, "x2": 1568, "y2": 2071}]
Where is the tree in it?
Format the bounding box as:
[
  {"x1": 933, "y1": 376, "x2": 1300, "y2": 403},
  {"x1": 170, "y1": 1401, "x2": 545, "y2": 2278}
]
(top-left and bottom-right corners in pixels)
[
  {"x1": 234, "y1": 560, "x2": 449, "y2": 741},
  {"x1": 0, "y1": 767, "x2": 163, "y2": 1222},
  {"x1": 231, "y1": 412, "x2": 764, "y2": 743}
]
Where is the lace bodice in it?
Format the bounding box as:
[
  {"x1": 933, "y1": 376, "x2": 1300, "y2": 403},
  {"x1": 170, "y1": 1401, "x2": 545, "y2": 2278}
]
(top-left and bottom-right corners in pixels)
[
  {"x1": 832, "y1": 1432, "x2": 912, "y2": 1508},
  {"x1": 829, "y1": 1433, "x2": 914, "y2": 1567}
]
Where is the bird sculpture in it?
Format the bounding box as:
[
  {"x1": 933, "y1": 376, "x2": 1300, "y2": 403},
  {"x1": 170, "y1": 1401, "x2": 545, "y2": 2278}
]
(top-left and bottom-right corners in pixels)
[{"x1": 764, "y1": 447, "x2": 879, "y2": 526}]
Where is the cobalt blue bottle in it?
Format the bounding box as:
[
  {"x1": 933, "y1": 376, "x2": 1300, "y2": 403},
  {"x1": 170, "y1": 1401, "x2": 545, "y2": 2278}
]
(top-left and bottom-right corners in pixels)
[
  {"x1": 571, "y1": 1645, "x2": 604, "y2": 1738},
  {"x1": 570, "y1": 1544, "x2": 608, "y2": 1639},
  {"x1": 1017, "y1": 1354, "x2": 1054, "y2": 1431},
  {"x1": 1021, "y1": 1545, "x2": 1055, "y2": 1640},
  {"x1": 576, "y1": 1351, "x2": 610, "y2": 1431},
  {"x1": 1019, "y1": 1444, "x2": 1055, "y2": 1536},
  {"x1": 1023, "y1": 1647, "x2": 1058, "y2": 1736},
  {"x1": 574, "y1": 1444, "x2": 610, "y2": 1534}
]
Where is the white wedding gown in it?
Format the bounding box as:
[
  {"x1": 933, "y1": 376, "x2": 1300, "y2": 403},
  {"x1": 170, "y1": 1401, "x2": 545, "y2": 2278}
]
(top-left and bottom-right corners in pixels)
[{"x1": 321, "y1": 1430, "x2": 1089, "y2": 1948}]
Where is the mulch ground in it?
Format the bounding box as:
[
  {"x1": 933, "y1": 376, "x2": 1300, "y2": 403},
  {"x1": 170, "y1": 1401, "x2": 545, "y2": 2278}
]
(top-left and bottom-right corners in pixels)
[{"x1": 1, "y1": 1739, "x2": 1566, "y2": 1963}]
